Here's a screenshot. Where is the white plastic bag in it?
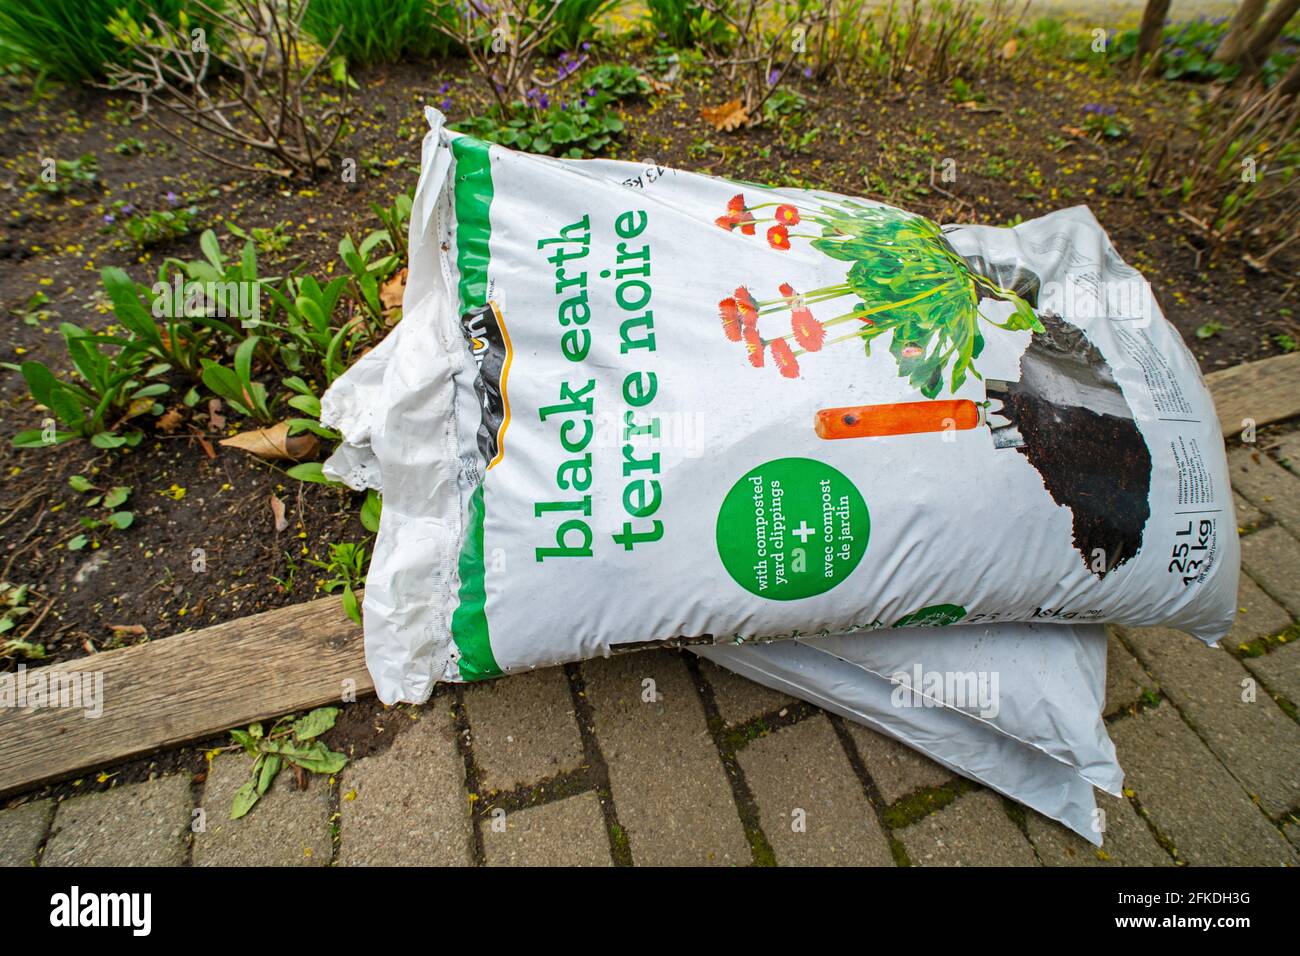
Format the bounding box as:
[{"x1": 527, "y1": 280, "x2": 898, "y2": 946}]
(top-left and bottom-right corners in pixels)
[
  {"x1": 697, "y1": 621, "x2": 1118, "y2": 844},
  {"x1": 323, "y1": 109, "x2": 1238, "y2": 705}
]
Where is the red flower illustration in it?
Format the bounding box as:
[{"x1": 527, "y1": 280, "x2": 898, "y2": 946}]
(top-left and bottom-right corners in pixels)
[
  {"x1": 791, "y1": 308, "x2": 825, "y2": 352},
  {"x1": 767, "y1": 224, "x2": 791, "y2": 250},
  {"x1": 716, "y1": 194, "x2": 756, "y2": 235},
  {"x1": 901, "y1": 345, "x2": 923, "y2": 358},
  {"x1": 734, "y1": 286, "x2": 758, "y2": 330},
  {"x1": 719, "y1": 297, "x2": 741, "y2": 342},
  {"x1": 775, "y1": 204, "x2": 800, "y2": 226},
  {"x1": 743, "y1": 328, "x2": 765, "y2": 368},
  {"x1": 770, "y1": 338, "x2": 800, "y2": 378}
]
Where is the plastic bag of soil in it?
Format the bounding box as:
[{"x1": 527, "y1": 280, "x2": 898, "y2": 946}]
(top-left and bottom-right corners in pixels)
[
  {"x1": 696, "y1": 621, "x2": 1118, "y2": 844},
  {"x1": 322, "y1": 108, "x2": 1238, "y2": 705}
]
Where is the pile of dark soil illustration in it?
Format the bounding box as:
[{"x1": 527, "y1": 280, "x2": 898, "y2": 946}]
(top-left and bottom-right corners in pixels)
[{"x1": 1001, "y1": 314, "x2": 1152, "y2": 577}]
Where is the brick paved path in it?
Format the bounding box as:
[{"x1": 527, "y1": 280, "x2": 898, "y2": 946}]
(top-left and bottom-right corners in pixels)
[{"x1": 2, "y1": 433, "x2": 1297, "y2": 866}]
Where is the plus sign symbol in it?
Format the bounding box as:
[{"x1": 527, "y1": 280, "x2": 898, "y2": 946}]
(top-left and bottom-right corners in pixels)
[{"x1": 792, "y1": 520, "x2": 816, "y2": 544}]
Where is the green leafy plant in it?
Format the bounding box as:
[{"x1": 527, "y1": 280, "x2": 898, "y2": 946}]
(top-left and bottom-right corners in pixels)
[
  {"x1": 201, "y1": 336, "x2": 274, "y2": 423},
  {"x1": 360, "y1": 489, "x2": 382, "y2": 533},
  {"x1": 1108, "y1": 16, "x2": 1297, "y2": 87},
  {"x1": 453, "y1": 63, "x2": 646, "y2": 159},
  {"x1": 10, "y1": 324, "x2": 168, "y2": 449},
  {"x1": 27, "y1": 153, "x2": 98, "y2": 196},
  {"x1": 337, "y1": 229, "x2": 400, "y2": 329},
  {"x1": 645, "y1": 0, "x2": 734, "y2": 50},
  {"x1": 370, "y1": 189, "x2": 413, "y2": 261},
  {"x1": 308, "y1": 541, "x2": 366, "y2": 624},
  {"x1": 66, "y1": 477, "x2": 134, "y2": 551},
  {"x1": 11, "y1": 291, "x2": 52, "y2": 326},
  {"x1": 110, "y1": 201, "x2": 200, "y2": 247},
  {"x1": 227, "y1": 707, "x2": 347, "y2": 819},
  {"x1": 282, "y1": 374, "x2": 342, "y2": 443},
  {"x1": 263, "y1": 276, "x2": 352, "y2": 381},
  {"x1": 1080, "y1": 104, "x2": 1130, "y2": 140},
  {"x1": 101, "y1": 261, "x2": 241, "y2": 381},
  {"x1": 227, "y1": 221, "x2": 292, "y2": 256},
  {"x1": 0, "y1": 582, "x2": 44, "y2": 660},
  {"x1": 113, "y1": 136, "x2": 148, "y2": 156}
]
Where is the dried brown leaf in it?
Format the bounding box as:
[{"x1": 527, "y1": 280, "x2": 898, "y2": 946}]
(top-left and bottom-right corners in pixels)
[
  {"x1": 701, "y1": 98, "x2": 750, "y2": 132},
  {"x1": 207, "y1": 398, "x2": 227, "y2": 432},
  {"x1": 156, "y1": 407, "x2": 184, "y2": 434},
  {"x1": 269, "y1": 493, "x2": 289, "y2": 532},
  {"x1": 219, "y1": 421, "x2": 320, "y2": 462}
]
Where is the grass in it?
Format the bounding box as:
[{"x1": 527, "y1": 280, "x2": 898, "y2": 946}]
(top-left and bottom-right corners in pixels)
[
  {"x1": 302, "y1": 0, "x2": 456, "y2": 66},
  {"x1": 0, "y1": 0, "x2": 199, "y2": 83}
]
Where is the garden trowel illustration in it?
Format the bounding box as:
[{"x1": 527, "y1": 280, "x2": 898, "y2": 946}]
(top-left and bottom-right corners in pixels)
[
  {"x1": 814, "y1": 315, "x2": 1136, "y2": 447},
  {"x1": 814, "y1": 312, "x2": 1153, "y2": 576}
]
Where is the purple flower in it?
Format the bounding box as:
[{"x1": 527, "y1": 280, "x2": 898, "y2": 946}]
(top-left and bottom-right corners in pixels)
[
  {"x1": 767, "y1": 67, "x2": 781, "y2": 86},
  {"x1": 440, "y1": 98, "x2": 452, "y2": 110},
  {"x1": 438, "y1": 82, "x2": 450, "y2": 94},
  {"x1": 121, "y1": 203, "x2": 136, "y2": 216},
  {"x1": 165, "y1": 191, "x2": 177, "y2": 205},
  {"x1": 581, "y1": 42, "x2": 590, "y2": 51},
  {"x1": 803, "y1": 66, "x2": 812, "y2": 78},
  {"x1": 103, "y1": 213, "x2": 115, "y2": 224}
]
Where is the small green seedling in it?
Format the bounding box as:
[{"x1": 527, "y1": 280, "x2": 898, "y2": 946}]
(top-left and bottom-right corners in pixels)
[
  {"x1": 228, "y1": 707, "x2": 347, "y2": 819},
  {"x1": 67, "y1": 477, "x2": 133, "y2": 551}
]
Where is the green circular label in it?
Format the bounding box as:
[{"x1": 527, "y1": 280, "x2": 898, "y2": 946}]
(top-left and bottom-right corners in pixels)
[{"x1": 716, "y1": 457, "x2": 869, "y2": 600}]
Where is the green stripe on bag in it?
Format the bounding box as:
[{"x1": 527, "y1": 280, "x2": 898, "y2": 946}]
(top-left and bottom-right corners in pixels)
[{"x1": 449, "y1": 136, "x2": 502, "y2": 681}]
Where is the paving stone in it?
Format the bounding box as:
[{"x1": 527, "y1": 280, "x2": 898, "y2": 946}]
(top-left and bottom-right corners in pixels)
[
  {"x1": 844, "y1": 723, "x2": 952, "y2": 804},
  {"x1": 697, "y1": 657, "x2": 798, "y2": 727},
  {"x1": 0, "y1": 800, "x2": 51, "y2": 866},
  {"x1": 463, "y1": 667, "x2": 584, "y2": 791},
  {"x1": 582, "y1": 650, "x2": 749, "y2": 866},
  {"x1": 193, "y1": 753, "x2": 332, "y2": 867},
  {"x1": 1228, "y1": 574, "x2": 1293, "y2": 647},
  {"x1": 483, "y1": 792, "x2": 611, "y2": 866},
  {"x1": 738, "y1": 716, "x2": 892, "y2": 866},
  {"x1": 1105, "y1": 630, "x2": 1150, "y2": 715},
  {"x1": 1110, "y1": 703, "x2": 1296, "y2": 865},
  {"x1": 897, "y1": 789, "x2": 1038, "y2": 867},
  {"x1": 1246, "y1": 639, "x2": 1300, "y2": 707},
  {"x1": 1229, "y1": 446, "x2": 1300, "y2": 536},
  {"x1": 1026, "y1": 791, "x2": 1171, "y2": 866},
  {"x1": 1233, "y1": 493, "x2": 1265, "y2": 531},
  {"x1": 1123, "y1": 626, "x2": 1300, "y2": 816},
  {"x1": 1270, "y1": 431, "x2": 1300, "y2": 475},
  {"x1": 338, "y1": 706, "x2": 472, "y2": 866},
  {"x1": 43, "y1": 776, "x2": 190, "y2": 866},
  {"x1": 1242, "y1": 527, "x2": 1300, "y2": 618}
]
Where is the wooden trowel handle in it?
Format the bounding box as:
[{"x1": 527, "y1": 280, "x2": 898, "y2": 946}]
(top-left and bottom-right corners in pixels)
[{"x1": 815, "y1": 399, "x2": 980, "y2": 440}]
